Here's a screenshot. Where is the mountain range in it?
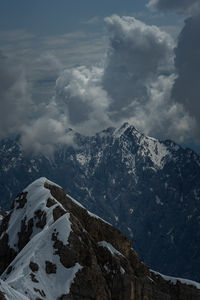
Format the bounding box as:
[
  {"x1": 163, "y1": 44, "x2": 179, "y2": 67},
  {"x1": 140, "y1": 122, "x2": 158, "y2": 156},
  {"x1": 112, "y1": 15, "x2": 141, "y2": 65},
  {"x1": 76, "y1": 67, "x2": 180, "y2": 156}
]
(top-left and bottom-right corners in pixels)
[
  {"x1": 0, "y1": 123, "x2": 200, "y2": 281},
  {"x1": 0, "y1": 178, "x2": 200, "y2": 300}
]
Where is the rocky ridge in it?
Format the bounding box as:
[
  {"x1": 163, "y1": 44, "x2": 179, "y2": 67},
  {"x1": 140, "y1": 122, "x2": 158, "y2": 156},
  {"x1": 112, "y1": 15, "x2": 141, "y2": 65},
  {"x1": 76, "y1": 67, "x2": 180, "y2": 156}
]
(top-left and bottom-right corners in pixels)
[{"x1": 0, "y1": 178, "x2": 200, "y2": 299}]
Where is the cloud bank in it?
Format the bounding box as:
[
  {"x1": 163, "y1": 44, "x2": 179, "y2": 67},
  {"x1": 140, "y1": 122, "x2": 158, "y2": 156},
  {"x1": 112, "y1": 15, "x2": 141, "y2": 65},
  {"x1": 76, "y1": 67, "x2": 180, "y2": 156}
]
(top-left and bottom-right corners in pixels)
[
  {"x1": 1, "y1": 12, "x2": 198, "y2": 154},
  {"x1": 172, "y1": 15, "x2": 200, "y2": 141},
  {"x1": 48, "y1": 15, "x2": 192, "y2": 143},
  {"x1": 148, "y1": 0, "x2": 200, "y2": 143},
  {"x1": 0, "y1": 53, "x2": 32, "y2": 139},
  {"x1": 102, "y1": 15, "x2": 174, "y2": 121},
  {"x1": 147, "y1": 0, "x2": 200, "y2": 15}
]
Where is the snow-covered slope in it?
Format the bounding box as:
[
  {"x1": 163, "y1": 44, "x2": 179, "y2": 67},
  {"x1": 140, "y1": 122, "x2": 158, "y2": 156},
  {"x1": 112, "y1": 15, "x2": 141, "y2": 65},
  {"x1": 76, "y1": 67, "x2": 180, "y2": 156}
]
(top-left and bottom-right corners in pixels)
[
  {"x1": 0, "y1": 178, "x2": 200, "y2": 300},
  {"x1": 1, "y1": 178, "x2": 82, "y2": 299},
  {"x1": 0, "y1": 279, "x2": 29, "y2": 300}
]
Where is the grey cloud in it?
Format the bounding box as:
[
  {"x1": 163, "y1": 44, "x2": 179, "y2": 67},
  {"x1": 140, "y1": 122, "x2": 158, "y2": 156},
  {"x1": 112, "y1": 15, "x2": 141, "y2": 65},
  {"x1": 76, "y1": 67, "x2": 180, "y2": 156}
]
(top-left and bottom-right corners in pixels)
[
  {"x1": 3, "y1": 15, "x2": 195, "y2": 155},
  {"x1": 148, "y1": 0, "x2": 200, "y2": 142},
  {"x1": 0, "y1": 51, "x2": 75, "y2": 156},
  {"x1": 54, "y1": 66, "x2": 112, "y2": 135},
  {"x1": 140, "y1": 74, "x2": 194, "y2": 141},
  {"x1": 36, "y1": 53, "x2": 62, "y2": 75},
  {"x1": 147, "y1": 0, "x2": 200, "y2": 14},
  {"x1": 172, "y1": 14, "x2": 200, "y2": 142},
  {"x1": 51, "y1": 15, "x2": 192, "y2": 142},
  {"x1": 19, "y1": 65, "x2": 110, "y2": 154},
  {"x1": 0, "y1": 30, "x2": 34, "y2": 42},
  {"x1": 42, "y1": 31, "x2": 87, "y2": 47},
  {"x1": 81, "y1": 16, "x2": 100, "y2": 25},
  {"x1": 0, "y1": 53, "x2": 32, "y2": 139},
  {"x1": 20, "y1": 115, "x2": 75, "y2": 156},
  {"x1": 102, "y1": 15, "x2": 174, "y2": 121}
]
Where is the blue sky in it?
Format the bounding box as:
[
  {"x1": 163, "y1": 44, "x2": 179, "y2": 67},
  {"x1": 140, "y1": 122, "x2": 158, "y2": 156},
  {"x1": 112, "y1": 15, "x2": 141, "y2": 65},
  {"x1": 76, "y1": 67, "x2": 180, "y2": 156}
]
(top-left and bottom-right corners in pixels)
[
  {"x1": 0, "y1": 1, "x2": 148, "y2": 33},
  {"x1": 0, "y1": 0, "x2": 181, "y2": 34}
]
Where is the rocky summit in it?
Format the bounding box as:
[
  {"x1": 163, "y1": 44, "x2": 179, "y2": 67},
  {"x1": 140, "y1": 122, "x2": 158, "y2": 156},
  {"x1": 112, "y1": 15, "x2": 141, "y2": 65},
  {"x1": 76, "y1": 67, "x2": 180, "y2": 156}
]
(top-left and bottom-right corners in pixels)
[
  {"x1": 0, "y1": 178, "x2": 200, "y2": 300},
  {"x1": 1, "y1": 123, "x2": 200, "y2": 281}
]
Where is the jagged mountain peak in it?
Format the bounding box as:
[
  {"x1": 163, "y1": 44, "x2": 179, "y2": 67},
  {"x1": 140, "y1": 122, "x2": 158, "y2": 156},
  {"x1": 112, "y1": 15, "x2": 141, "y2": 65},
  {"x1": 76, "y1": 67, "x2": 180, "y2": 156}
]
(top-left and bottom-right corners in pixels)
[
  {"x1": 111, "y1": 123, "x2": 172, "y2": 170},
  {"x1": 113, "y1": 122, "x2": 152, "y2": 141},
  {"x1": 1, "y1": 178, "x2": 200, "y2": 299},
  {"x1": 114, "y1": 122, "x2": 133, "y2": 137}
]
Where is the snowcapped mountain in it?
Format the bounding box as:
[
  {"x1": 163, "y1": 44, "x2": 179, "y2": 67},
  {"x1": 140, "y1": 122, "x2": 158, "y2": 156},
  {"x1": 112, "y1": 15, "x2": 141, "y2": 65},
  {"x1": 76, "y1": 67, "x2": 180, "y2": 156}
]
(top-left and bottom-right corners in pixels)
[
  {"x1": 0, "y1": 177, "x2": 200, "y2": 300},
  {"x1": 1, "y1": 123, "x2": 200, "y2": 281}
]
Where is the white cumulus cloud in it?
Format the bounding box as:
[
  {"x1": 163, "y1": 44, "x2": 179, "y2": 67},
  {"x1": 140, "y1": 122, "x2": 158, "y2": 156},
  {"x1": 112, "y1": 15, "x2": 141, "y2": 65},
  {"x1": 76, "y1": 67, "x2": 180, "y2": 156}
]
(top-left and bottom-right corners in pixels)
[
  {"x1": 50, "y1": 15, "x2": 192, "y2": 142},
  {"x1": 2, "y1": 14, "x2": 197, "y2": 154}
]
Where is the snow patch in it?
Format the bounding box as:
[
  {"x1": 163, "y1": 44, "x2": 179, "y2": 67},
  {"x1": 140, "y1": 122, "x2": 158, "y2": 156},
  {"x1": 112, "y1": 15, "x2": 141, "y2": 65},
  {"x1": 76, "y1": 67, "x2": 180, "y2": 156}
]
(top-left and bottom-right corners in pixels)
[
  {"x1": 155, "y1": 195, "x2": 164, "y2": 206},
  {"x1": 0, "y1": 279, "x2": 29, "y2": 300},
  {"x1": 4, "y1": 177, "x2": 64, "y2": 250},
  {"x1": 98, "y1": 241, "x2": 124, "y2": 257},
  {"x1": 151, "y1": 270, "x2": 200, "y2": 290},
  {"x1": 114, "y1": 216, "x2": 119, "y2": 222},
  {"x1": 141, "y1": 137, "x2": 170, "y2": 169},
  {"x1": 129, "y1": 208, "x2": 134, "y2": 214},
  {"x1": 2, "y1": 213, "x2": 81, "y2": 300},
  {"x1": 76, "y1": 153, "x2": 87, "y2": 166}
]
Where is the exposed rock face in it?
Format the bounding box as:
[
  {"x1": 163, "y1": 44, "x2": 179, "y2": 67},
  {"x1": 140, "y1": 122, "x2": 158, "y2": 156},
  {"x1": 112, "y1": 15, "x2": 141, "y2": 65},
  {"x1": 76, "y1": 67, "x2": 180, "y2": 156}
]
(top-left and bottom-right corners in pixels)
[{"x1": 0, "y1": 178, "x2": 200, "y2": 299}]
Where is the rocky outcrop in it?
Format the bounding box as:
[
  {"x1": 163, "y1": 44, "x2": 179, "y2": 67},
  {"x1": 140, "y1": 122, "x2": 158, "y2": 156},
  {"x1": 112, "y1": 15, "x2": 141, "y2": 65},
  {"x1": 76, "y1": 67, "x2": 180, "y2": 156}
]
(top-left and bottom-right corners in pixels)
[{"x1": 0, "y1": 178, "x2": 200, "y2": 299}]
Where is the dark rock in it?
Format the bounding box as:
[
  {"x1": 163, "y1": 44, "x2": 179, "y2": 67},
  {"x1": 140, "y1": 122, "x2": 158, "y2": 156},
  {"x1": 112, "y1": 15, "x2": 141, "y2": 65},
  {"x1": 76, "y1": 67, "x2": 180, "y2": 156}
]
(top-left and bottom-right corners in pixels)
[
  {"x1": 45, "y1": 181, "x2": 200, "y2": 300},
  {"x1": 52, "y1": 231, "x2": 77, "y2": 268},
  {"x1": 6, "y1": 266, "x2": 13, "y2": 275},
  {"x1": 15, "y1": 192, "x2": 28, "y2": 209},
  {"x1": 45, "y1": 261, "x2": 57, "y2": 274},
  {"x1": 0, "y1": 213, "x2": 11, "y2": 236},
  {"x1": 34, "y1": 288, "x2": 46, "y2": 298},
  {"x1": 34, "y1": 209, "x2": 46, "y2": 229},
  {"x1": 18, "y1": 216, "x2": 34, "y2": 251},
  {"x1": 0, "y1": 234, "x2": 17, "y2": 275},
  {"x1": 0, "y1": 292, "x2": 6, "y2": 300},
  {"x1": 46, "y1": 197, "x2": 56, "y2": 208},
  {"x1": 29, "y1": 261, "x2": 39, "y2": 272},
  {"x1": 30, "y1": 273, "x2": 39, "y2": 283},
  {"x1": 53, "y1": 205, "x2": 66, "y2": 222}
]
